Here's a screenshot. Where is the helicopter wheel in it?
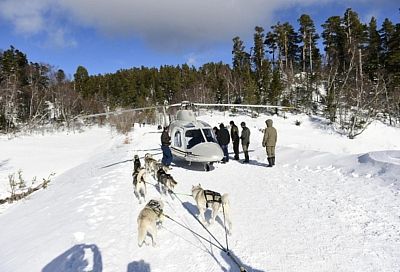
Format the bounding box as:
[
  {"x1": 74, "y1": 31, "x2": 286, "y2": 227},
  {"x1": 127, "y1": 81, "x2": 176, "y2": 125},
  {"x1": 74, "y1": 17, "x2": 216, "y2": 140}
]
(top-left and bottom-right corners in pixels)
[{"x1": 205, "y1": 163, "x2": 211, "y2": 172}]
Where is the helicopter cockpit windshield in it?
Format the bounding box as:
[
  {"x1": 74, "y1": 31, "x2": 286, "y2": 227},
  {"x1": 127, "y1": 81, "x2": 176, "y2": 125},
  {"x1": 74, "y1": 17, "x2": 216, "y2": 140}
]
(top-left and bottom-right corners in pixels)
[{"x1": 186, "y1": 128, "x2": 216, "y2": 149}]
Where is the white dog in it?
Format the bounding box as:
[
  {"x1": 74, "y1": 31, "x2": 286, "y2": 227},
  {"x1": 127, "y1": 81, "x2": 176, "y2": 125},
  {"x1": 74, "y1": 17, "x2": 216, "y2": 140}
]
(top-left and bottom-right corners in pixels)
[
  {"x1": 191, "y1": 184, "x2": 232, "y2": 235},
  {"x1": 132, "y1": 167, "x2": 147, "y2": 203},
  {"x1": 137, "y1": 199, "x2": 164, "y2": 247}
]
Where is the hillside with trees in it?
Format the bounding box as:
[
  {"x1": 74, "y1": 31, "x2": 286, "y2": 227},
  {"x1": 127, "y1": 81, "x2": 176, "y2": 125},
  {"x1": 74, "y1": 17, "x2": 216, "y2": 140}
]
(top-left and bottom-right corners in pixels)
[{"x1": 1, "y1": 9, "x2": 399, "y2": 138}]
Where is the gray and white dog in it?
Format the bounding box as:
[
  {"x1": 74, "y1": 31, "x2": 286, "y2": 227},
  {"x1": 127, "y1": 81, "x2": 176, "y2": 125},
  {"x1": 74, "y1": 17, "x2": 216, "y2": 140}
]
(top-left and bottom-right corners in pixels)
[
  {"x1": 144, "y1": 153, "x2": 161, "y2": 179},
  {"x1": 191, "y1": 184, "x2": 232, "y2": 235},
  {"x1": 156, "y1": 167, "x2": 177, "y2": 196},
  {"x1": 137, "y1": 199, "x2": 164, "y2": 247},
  {"x1": 132, "y1": 167, "x2": 147, "y2": 203}
]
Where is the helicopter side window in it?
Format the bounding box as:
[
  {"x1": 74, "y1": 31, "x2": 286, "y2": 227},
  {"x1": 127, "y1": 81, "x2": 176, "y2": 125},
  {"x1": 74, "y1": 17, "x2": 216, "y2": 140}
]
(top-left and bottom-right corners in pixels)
[
  {"x1": 186, "y1": 129, "x2": 204, "y2": 149},
  {"x1": 174, "y1": 131, "x2": 182, "y2": 147}
]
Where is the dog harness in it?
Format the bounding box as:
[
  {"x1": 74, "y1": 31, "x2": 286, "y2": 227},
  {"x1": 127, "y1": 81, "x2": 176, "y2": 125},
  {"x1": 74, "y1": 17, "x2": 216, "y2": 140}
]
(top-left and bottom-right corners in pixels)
[
  {"x1": 148, "y1": 200, "x2": 163, "y2": 217},
  {"x1": 203, "y1": 190, "x2": 222, "y2": 208}
]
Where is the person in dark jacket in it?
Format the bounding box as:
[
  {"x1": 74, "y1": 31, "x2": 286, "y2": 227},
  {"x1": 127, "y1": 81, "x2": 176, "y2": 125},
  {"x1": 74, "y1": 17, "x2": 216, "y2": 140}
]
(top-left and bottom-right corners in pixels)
[
  {"x1": 229, "y1": 121, "x2": 239, "y2": 160},
  {"x1": 240, "y1": 122, "x2": 250, "y2": 163},
  {"x1": 161, "y1": 126, "x2": 173, "y2": 167},
  {"x1": 218, "y1": 123, "x2": 230, "y2": 163},
  {"x1": 262, "y1": 119, "x2": 277, "y2": 167}
]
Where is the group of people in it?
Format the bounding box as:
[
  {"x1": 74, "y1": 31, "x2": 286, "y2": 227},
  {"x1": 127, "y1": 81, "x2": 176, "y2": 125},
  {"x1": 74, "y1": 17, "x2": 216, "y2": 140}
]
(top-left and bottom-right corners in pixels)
[
  {"x1": 213, "y1": 121, "x2": 250, "y2": 163},
  {"x1": 213, "y1": 119, "x2": 277, "y2": 166},
  {"x1": 160, "y1": 118, "x2": 278, "y2": 167}
]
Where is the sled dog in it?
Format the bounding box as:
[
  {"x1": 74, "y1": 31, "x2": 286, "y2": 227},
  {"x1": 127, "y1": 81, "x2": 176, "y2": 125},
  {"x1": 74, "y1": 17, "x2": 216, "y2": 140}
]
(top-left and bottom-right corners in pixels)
[
  {"x1": 132, "y1": 167, "x2": 146, "y2": 203},
  {"x1": 156, "y1": 167, "x2": 177, "y2": 195},
  {"x1": 144, "y1": 153, "x2": 160, "y2": 179},
  {"x1": 137, "y1": 199, "x2": 164, "y2": 247},
  {"x1": 191, "y1": 184, "x2": 232, "y2": 234},
  {"x1": 133, "y1": 154, "x2": 141, "y2": 173}
]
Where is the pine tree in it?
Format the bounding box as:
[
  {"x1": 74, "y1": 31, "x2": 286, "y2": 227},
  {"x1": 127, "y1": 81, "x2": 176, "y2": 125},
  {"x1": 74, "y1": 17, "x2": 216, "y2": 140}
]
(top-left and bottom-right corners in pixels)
[
  {"x1": 365, "y1": 17, "x2": 382, "y2": 81},
  {"x1": 298, "y1": 14, "x2": 320, "y2": 73},
  {"x1": 252, "y1": 26, "x2": 264, "y2": 103},
  {"x1": 252, "y1": 26, "x2": 270, "y2": 104},
  {"x1": 232, "y1": 36, "x2": 252, "y2": 103},
  {"x1": 269, "y1": 68, "x2": 283, "y2": 106},
  {"x1": 74, "y1": 66, "x2": 89, "y2": 97}
]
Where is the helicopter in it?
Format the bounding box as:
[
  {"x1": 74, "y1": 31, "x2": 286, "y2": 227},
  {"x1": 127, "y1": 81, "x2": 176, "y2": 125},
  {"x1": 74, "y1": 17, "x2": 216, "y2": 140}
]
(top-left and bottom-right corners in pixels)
[
  {"x1": 167, "y1": 103, "x2": 223, "y2": 171},
  {"x1": 75, "y1": 101, "x2": 292, "y2": 171}
]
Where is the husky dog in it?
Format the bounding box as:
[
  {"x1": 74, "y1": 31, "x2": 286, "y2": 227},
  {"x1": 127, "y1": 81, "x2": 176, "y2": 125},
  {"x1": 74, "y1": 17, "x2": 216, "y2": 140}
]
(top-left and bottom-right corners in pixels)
[
  {"x1": 137, "y1": 199, "x2": 164, "y2": 247},
  {"x1": 156, "y1": 167, "x2": 177, "y2": 195},
  {"x1": 133, "y1": 154, "x2": 141, "y2": 173},
  {"x1": 191, "y1": 184, "x2": 232, "y2": 235},
  {"x1": 144, "y1": 153, "x2": 160, "y2": 179},
  {"x1": 132, "y1": 167, "x2": 147, "y2": 203}
]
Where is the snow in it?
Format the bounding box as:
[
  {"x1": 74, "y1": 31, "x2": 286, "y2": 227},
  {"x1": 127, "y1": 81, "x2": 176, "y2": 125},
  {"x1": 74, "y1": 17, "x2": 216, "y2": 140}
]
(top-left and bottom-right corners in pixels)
[{"x1": 0, "y1": 112, "x2": 399, "y2": 272}]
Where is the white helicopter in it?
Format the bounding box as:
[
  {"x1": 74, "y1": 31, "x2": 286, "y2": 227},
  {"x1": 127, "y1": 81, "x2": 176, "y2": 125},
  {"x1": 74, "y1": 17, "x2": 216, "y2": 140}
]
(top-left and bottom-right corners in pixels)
[
  {"x1": 75, "y1": 101, "x2": 292, "y2": 171},
  {"x1": 167, "y1": 103, "x2": 223, "y2": 171}
]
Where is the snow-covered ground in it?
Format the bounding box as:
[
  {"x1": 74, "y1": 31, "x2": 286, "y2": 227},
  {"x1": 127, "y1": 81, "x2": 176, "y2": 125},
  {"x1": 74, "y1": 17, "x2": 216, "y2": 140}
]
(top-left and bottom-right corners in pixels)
[{"x1": 0, "y1": 112, "x2": 399, "y2": 272}]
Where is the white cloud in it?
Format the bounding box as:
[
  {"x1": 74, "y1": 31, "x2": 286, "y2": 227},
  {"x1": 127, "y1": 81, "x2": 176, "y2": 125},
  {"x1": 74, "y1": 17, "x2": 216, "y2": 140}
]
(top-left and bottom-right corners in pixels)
[
  {"x1": 0, "y1": 0, "x2": 381, "y2": 52},
  {"x1": 0, "y1": 0, "x2": 77, "y2": 48},
  {"x1": 185, "y1": 54, "x2": 197, "y2": 67},
  {"x1": 44, "y1": 28, "x2": 78, "y2": 49},
  {"x1": 0, "y1": 0, "x2": 51, "y2": 35}
]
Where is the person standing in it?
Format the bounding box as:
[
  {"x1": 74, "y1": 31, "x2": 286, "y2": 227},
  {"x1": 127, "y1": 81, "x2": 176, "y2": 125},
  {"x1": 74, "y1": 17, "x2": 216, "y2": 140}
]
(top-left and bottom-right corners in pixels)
[
  {"x1": 161, "y1": 126, "x2": 173, "y2": 167},
  {"x1": 229, "y1": 121, "x2": 240, "y2": 160},
  {"x1": 218, "y1": 123, "x2": 230, "y2": 163},
  {"x1": 262, "y1": 119, "x2": 277, "y2": 167},
  {"x1": 240, "y1": 122, "x2": 250, "y2": 163},
  {"x1": 213, "y1": 126, "x2": 220, "y2": 143}
]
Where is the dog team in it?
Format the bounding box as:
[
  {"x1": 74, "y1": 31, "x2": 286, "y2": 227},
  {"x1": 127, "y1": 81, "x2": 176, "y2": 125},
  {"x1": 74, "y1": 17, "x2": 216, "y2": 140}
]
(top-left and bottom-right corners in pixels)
[{"x1": 132, "y1": 153, "x2": 232, "y2": 247}]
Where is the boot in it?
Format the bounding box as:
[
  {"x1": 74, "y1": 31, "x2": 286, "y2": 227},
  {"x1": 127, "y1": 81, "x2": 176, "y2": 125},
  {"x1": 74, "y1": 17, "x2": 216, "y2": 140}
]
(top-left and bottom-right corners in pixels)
[
  {"x1": 267, "y1": 157, "x2": 272, "y2": 167},
  {"x1": 243, "y1": 152, "x2": 249, "y2": 163},
  {"x1": 272, "y1": 157, "x2": 275, "y2": 166}
]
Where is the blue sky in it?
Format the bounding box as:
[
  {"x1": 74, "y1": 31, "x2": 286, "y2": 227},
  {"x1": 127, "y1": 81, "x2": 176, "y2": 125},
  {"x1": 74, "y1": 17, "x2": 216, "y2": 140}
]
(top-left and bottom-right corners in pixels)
[{"x1": 0, "y1": 0, "x2": 398, "y2": 78}]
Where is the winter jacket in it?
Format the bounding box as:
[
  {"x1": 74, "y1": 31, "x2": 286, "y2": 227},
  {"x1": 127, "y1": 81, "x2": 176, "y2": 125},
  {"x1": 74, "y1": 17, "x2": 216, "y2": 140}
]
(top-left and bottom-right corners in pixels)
[
  {"x1": 262, "y1": 119, "x2": 277, "y2": 147},
  {"x1": 161, "y1": 130, "x2": 171, "y2": 146},
  {"x1": 240, "y1": 127, "x2": 250, "y2": 145},
  {"x1": 230, "y1": 124, "x2": 239, "y2": 143},
  {"x1": 218, "y1": 127, "x2": 230, "y2": 145}
]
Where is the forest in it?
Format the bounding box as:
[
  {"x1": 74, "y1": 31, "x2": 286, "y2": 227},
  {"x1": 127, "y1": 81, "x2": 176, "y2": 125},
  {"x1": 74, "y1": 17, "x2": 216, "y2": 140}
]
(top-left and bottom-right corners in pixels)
[{"x1": 0, "y1": 8, "x2": 399, "y2": 138}]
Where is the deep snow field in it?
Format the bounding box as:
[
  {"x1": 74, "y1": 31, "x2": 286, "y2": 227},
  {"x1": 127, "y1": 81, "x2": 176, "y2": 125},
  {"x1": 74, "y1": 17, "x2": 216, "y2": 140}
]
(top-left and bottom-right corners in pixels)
[{"x1": 0, "y1": 111, "x2": 399, "y2": 272}]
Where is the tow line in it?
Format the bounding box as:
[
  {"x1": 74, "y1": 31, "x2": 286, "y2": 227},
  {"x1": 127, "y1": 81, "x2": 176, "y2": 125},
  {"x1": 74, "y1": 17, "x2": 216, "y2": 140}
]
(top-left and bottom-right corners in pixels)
[{"x1": 169, "y1": 190, "x2": 247, "y2": 272}]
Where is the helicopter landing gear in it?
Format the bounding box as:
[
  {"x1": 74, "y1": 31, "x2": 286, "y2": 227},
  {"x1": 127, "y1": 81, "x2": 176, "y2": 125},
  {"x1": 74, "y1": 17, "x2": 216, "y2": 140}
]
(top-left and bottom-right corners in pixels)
[{"x1": 204, "y1": 163, "x2": 211, "y2": 172}]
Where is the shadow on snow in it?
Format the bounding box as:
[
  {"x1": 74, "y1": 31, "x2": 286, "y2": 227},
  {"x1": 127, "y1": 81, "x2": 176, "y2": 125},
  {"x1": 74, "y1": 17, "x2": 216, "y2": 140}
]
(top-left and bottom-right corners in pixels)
[
  {"x1": 127, "y1": 260, "x2": 151, "y2": 272},
  {"x1": 181, "y1": 202, "x2": 266, "y2": 272},
  {"x1": 42, "y1": 244, "x2": 102, "y2": 272}
]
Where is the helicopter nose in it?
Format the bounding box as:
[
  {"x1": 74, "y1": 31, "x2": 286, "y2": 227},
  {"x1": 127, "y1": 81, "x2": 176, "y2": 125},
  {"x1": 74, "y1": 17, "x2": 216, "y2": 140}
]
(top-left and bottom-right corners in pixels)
[{"x1": 190, "y1": 142, "x2": 224, "y2": 162}]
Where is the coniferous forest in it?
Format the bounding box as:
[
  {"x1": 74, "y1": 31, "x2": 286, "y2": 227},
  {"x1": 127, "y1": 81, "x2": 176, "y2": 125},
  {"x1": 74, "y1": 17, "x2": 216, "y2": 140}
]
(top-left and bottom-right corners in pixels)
[{"x1": 0, "y1": 9, "x2": 399, "y2": 138}]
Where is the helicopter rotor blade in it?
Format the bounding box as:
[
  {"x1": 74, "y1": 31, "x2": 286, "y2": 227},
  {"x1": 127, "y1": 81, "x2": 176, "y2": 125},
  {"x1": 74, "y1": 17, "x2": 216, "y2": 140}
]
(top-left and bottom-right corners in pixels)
[
  {"x1": 191, "y1": 103, "x2": 294, "y2": 109},
  {"x1": 74, "y1": 103, "x2": 182, "y2": 120}
]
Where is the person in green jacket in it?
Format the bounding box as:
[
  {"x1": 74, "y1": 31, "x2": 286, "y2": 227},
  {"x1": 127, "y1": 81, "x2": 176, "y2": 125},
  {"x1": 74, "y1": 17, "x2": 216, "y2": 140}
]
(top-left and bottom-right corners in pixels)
[{"x1": 262, "y1": 119, "x2": 277, "y2": 167}]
